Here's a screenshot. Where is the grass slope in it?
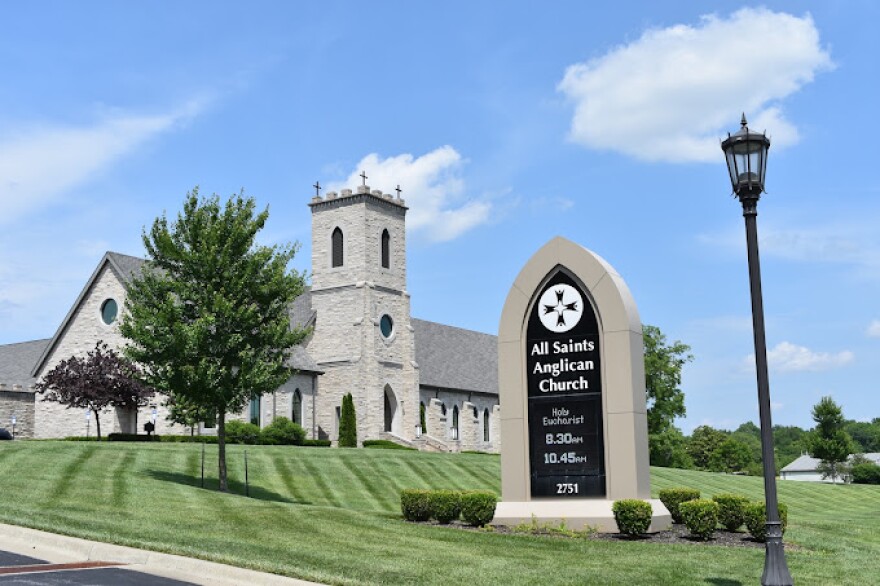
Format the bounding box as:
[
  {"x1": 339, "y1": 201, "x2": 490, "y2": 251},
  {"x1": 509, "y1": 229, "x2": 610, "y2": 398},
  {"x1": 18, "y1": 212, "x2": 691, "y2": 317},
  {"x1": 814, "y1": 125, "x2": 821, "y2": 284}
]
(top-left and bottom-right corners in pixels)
[{"x1": 0, "y1": 442, "x2": 877, "y2": 585}]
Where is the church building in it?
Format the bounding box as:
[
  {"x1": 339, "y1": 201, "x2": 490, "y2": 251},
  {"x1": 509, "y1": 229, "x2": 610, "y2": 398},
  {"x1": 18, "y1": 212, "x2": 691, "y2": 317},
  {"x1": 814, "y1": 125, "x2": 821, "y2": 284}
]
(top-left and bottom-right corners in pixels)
[{"x1": 0, "y1": 183, "x2": 501, "y2": 452}]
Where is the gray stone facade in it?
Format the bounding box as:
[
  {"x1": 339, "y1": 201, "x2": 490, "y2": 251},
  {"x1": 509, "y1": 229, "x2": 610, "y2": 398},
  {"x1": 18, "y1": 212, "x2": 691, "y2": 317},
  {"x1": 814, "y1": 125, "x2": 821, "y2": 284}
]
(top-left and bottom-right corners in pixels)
[{"x1": 0, "y1": 388, "x2": 34, "y2": 438}]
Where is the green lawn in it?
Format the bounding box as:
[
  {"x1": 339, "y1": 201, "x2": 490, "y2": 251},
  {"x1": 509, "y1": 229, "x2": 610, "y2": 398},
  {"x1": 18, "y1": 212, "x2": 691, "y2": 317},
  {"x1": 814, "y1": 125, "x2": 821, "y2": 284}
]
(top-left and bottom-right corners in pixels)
[{"x1": 0, "y1": 441, "x2": 877, "y2": 585}]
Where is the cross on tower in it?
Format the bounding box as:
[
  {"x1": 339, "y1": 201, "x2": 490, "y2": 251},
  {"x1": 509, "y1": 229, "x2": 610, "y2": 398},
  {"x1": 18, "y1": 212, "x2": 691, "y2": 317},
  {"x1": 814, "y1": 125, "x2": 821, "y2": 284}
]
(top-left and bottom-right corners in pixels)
[
  {"x1": 360, "y1": 171, "x2": 368, "y2": 186},
  {"x1": 395, "y1": 185, "x2": 402, "y2": 198},
  {"x1": 313, "y1": 181, "x2": 321, "y2": 197}
]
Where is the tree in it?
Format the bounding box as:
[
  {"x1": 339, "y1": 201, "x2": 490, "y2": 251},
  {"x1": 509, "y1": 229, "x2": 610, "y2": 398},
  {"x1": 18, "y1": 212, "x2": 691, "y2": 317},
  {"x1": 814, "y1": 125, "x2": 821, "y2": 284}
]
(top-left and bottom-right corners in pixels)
[
  {"x1": 648, "y1": 426, "x2": 693, "y2": 469},
  {"x1": 708, "y1": 437, "x2": 754, "y2": 473},
  {"x1": 687, "y1": 425, "x2": 728, "y2": 470},
  {"x1": 772, "y1": 424, "x2": 809, "y2": 469},
  {"x1": 338, "y1": 392, "x2": 357, "y2": 447},
  {"x1": 843, "y1": 419, "x2": 880, "y2": 453},
  {"x1": 121, "y1": 189, "x2": 308, "y2": 491},
  {"x1": 643, "y1": 325, "x2": 693, "y2": 435},
  {"x1": 35, "y1": 341, "x2": 154, "y2": 440},
  {"x1": 806, "y1": 396, "x2": 854, "y2": 483}
]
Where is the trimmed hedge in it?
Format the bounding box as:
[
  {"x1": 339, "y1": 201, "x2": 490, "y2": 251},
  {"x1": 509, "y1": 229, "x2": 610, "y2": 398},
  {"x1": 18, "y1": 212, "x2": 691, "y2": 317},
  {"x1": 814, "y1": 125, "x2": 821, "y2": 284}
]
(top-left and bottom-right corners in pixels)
[
  {"x1": 659, "y1": 487, "x2": 701, "y2": 523},
  {"x1": 400, "y1": 489, "x2": 433, "y2": 522},
  {"x1": 302, "y1": 439, "x2": 331, "y2": 447},
  {"x1": 460, "y1": 491, "x2": 497, "y2": 527},
  {"x1": 260, "y1": 417, "x2": 306, "y2": 445},
  {"x1": 108, "y1": 433, "x2": 157, "y2": 442},
  {"x1": 428, "y1": 490, "x2": 462, "y2": 524},
  {"x1": 712, "y1": 493, "x2": 750, "y2": 531},
  {"x1": 362, "y1": 439, "x2": 417, "y2": 450},
  {"x1": 159, "y1": 435, "x2": 219, "y2": 444},
  {"x1": 612, "y1": 499, "x2": 653, "y2": 536},
  {"x1": 679, "y1": 499, "x2": 719, "y2": 540},
  {"x1": 744, "y1": 502, "x2": 789, "y2": 542}
]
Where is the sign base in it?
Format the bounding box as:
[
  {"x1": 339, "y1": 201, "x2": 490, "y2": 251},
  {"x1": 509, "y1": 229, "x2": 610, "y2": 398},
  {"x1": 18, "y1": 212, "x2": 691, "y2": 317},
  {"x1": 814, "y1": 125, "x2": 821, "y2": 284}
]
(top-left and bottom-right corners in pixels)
[{"x1": 492, "y1": 499, "x2": 671, "y2": 533}]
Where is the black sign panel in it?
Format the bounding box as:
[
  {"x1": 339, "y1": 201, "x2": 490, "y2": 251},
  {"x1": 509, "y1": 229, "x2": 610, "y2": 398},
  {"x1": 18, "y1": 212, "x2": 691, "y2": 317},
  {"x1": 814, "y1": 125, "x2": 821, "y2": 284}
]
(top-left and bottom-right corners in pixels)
[{"x1": 526, "y1": 270, "x2": 605, "y2": 498}]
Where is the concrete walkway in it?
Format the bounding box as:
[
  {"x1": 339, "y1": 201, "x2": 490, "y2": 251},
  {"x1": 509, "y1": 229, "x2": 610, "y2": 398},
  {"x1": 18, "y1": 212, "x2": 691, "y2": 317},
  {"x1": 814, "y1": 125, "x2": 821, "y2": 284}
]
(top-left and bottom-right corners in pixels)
[{"x1": 0, "y1": 523, "x2": 325, "y2": 586}]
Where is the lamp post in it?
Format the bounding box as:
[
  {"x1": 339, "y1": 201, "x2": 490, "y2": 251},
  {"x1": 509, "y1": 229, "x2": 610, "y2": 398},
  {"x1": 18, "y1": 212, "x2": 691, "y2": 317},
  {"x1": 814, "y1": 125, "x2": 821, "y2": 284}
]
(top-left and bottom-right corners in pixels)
[{"x1": 721, "y1": 114, "x2": 792, "y2": 586}]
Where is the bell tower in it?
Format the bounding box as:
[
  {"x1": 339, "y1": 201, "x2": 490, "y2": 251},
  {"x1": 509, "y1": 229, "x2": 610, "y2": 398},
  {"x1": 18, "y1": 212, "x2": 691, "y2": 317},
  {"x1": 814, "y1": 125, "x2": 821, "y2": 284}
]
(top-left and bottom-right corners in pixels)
[{"x1": 307, "y1": 181, "x2": 419, "y2": 444}]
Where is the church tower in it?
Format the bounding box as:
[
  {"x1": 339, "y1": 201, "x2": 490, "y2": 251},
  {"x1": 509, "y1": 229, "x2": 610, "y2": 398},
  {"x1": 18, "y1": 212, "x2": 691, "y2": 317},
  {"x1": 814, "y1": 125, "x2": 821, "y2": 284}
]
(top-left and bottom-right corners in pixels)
[{"x1": 307, "y1": 182, "x2": 419, "y2": 444}]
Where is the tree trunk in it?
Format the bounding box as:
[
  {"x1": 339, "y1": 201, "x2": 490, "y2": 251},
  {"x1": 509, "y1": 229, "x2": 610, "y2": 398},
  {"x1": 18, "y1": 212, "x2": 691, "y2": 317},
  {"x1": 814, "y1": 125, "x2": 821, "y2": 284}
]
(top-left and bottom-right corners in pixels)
[
  {"x1": 218, "y1": 410, "x2": 228, "y2": 492},
  {"x1": 95, "y1": 411, "x2": 102, "y2": 441}
]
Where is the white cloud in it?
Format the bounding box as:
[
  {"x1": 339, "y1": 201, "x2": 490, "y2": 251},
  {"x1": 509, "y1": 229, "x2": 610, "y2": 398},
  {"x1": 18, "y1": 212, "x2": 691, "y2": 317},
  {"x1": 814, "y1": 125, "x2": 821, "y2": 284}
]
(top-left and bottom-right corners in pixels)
[
  {"x1": 558, "y1": 8, "x2": 832, "y2": 162},
  {"x1": 0, "y1": 99, "x2": 206, "y2": 226},
  {"x1": 326, "y1": 146, "x2": 491, "y2": 242},
  {"x1": 743, "y1": 341, "x2": 854, "y2": 373},
  {"x1": 867, "y1": 320, "x2": 880, "y2": 338}
]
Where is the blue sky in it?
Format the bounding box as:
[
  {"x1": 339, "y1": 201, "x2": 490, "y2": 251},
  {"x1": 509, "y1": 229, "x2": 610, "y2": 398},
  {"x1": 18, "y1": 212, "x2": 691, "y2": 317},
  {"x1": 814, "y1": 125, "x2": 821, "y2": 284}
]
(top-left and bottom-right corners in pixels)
[{"x1": 2, "y1": 1, "x2": 878, "y2": 433}]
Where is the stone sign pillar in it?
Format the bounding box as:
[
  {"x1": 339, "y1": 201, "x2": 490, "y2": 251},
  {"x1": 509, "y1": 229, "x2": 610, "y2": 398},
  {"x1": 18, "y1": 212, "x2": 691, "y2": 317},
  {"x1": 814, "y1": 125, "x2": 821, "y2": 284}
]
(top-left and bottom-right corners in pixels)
[{"x1": 493, "y1": 236, "x2": 670, "y2": 532}]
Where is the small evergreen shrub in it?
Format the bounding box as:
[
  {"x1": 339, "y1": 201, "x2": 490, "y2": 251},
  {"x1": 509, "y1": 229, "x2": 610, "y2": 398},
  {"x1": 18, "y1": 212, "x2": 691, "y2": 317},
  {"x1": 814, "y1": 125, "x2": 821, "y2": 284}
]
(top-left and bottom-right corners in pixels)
[
  {"x1": 744, "y1": 502, "x2": 788, "y2": 542},
  {"x1": 612, "y1": 499, "x2": 653, "y2": 536},
  {"x1": 400, "y1": 489, "x2": 433, "y2": 522},
  {"x1": 679, "y1": 499, "x2": 719, "y2": 540},
  {"x1": 658, "y1": 488, "x2": 701, "y2": 523},
  {"x1": 362, "y1": 439, "x2": 416, "y2": 450},
  {"x1": 428, "y1": 490, "x2": 462, "y2": 524},
  {"x1": 225, "y1": 420, "x2": 261, "y2": 444},
  {"x1": 338, "y1": 393, "x2": 358, "y2": 447},
  {"x1": 460, "y1": 490, "x2": 497, "y2": 527},
  {"x1": 301, "y1": 439, "x2": 331, "y2": 447},
  {"x1": 712, "y1": 493, "x2": 750, "y2": 531},
  {"x1": 260, "y1": 417, "x2": 306, "y2": 445}
]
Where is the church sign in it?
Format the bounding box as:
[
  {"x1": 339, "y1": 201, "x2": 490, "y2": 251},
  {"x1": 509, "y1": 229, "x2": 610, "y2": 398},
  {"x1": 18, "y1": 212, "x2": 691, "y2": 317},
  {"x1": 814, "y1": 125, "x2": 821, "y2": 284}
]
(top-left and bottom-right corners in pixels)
[
  {"x1": 493, "y1": 236, "x2": 671, "y2": 532},
  {"x1": 526, "y1": 271, "x2": 604, "y2": 497}
]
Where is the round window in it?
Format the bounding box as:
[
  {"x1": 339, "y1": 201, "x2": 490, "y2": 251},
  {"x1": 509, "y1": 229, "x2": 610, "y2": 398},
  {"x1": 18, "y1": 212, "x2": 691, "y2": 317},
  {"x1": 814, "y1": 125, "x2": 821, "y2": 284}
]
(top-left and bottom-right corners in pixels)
[
  {"x1": 380, "y1": 314, "x2": 394, "y2": 338},
  {"x1": 100, "y1": 299, "x2": 118, "y2": 325}
]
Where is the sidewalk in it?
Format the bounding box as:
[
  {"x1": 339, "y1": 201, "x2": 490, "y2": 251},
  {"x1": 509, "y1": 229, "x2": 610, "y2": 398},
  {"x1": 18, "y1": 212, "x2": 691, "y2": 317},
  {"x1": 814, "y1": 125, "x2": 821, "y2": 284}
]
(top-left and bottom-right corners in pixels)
[{"x1": 0, "y1": 523, "x2": 325, "y2": 586}]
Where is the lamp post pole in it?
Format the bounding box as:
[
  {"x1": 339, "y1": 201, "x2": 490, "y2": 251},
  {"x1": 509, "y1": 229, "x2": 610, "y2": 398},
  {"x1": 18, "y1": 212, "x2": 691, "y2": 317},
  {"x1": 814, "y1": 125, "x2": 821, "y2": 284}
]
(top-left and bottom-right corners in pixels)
[{"x1": 722, "y1": 115, "x2": 792, "y2": 586}]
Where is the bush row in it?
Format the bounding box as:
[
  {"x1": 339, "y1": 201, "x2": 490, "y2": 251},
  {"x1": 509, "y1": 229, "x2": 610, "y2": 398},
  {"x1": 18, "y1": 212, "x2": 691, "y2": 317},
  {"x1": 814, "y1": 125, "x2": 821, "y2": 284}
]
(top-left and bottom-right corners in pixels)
[
  {"x1": 362, "y1": 439, "x2": 417, "y2": 450},
  {"x1": 659, "y1": 487, "x2": 788, "y2": 541},
  {"x1": 400, "y1": 489, "x2": 497, "y2": 526}
]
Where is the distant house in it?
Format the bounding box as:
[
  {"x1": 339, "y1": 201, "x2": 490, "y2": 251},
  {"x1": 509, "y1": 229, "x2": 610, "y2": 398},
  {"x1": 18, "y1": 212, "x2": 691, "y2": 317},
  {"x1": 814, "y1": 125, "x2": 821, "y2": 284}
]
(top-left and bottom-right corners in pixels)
[{"x1": 780, "y1": 453, "x2": 880, "y2": 483}]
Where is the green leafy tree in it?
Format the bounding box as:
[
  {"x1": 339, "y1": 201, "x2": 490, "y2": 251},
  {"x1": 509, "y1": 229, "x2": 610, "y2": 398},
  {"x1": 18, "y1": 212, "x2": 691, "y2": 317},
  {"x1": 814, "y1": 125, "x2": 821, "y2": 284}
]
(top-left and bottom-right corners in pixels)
[
  {"x1": 338, "y1": 392, "x2": 358, "y2": 447},
  {"x1": 648, "y1": 426, "x2": 693, "y2": 469},
  {"x1": 772, "y1": 424, "x2": 809, "y2": 469},
  {"x1": 843, "y1": 419, "x2": 880, "y2": 453},
  {"x1": 35, "y1": 341, "x2": 155, "y2": 440},
  {"x1": 643, "y1": 325, "x2": 693, "y2": 435},
  {"x1": 121, "y1": 188, "x2": 308, "y2": 491},
  {"x1": 806, "y1": 396, "x2": 855, "y2": 483},
  {"x1": 708, "y1": 437, "x2": 754, "y2": 473},
  {"x1": 687, "y1": 425, "x2": 728, "y2": 470}
]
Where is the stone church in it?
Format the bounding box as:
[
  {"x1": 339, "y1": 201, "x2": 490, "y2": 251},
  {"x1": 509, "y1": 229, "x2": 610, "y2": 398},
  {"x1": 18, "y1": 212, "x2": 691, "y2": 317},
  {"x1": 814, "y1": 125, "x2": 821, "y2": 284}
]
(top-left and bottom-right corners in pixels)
[{"x1": 0, "y1": 183, "x2": 501, "y2": 452}]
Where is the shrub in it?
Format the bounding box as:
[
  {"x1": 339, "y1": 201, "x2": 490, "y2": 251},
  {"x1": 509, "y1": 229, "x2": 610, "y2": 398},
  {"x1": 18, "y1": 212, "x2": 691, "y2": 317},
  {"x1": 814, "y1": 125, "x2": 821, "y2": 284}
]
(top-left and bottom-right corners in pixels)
[
  {"x1": 460, "y1": 491, "x2": 497, "y2": 527},
  {"x1": 744, "y1": 502, "x2": 788, "y2": 542},
  {"x1": 260, "y1": 417, "x2": 306, "y2": 445},
  {"x1": 679, "y1": 499, "x2": 719, "y2": 540},
  {"x1": 108, "y1": 433, "x2": 157, "y2": 442},
  {"x1": 302, "y1": 439, "x2": 331, "y2": 447},
  {"x1": 658, "y1": 488, "x2": 701, "y2": 523},
  {"x1": 158, "y1": 435, "x2": 219, "y2": 444},
  {"x1": 428, "y1": 490, "x2": 462, "y2": 524},
  {"x1": 338, "y1": 393, "x2": 357, "y2": 447},
  {"x1": 712, "y1": 493, "x2": 750, "y2": 531},
  {"x1": 400, "y1": 489, "x2": 433, "y2": 522},
  {"x1": 851, "y1": 461, "x2": 880, "y2": 484},
  {"x1": 225, "y1": 420, "x2": 261, "y2": 444},
  {"x1": 363, "y1": 439, "x2": 416, "y2": 450},
  {"x1": 612, "y1": 499, "x2": 653, "y2": 536}
]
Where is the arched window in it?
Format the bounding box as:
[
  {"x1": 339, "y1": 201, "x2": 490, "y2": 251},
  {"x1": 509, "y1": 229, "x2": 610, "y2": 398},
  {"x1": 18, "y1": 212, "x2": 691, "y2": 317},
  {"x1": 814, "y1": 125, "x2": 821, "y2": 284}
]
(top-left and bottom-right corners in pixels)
[
  {"x1": 451, "y1": 406, "x2": 459, "y2": 440},
  {"x1": 419, "y1": 401, "x2": 427, "y2": 434},
  {"x1": 249, "y1": 396, "x2": 261, "y2": 426},
  {"x1": 381, "y1": 229, "x2": 390, "y2": 268},
  {"x1": 483, "y1": 409, "x2": 490, "y2": 442},
  {"x1": 292, "y1": 389, "x2": 302, "y2": 425},
  {"x1": 332, "y1": 227, "x2": 344, "y2": 267}
]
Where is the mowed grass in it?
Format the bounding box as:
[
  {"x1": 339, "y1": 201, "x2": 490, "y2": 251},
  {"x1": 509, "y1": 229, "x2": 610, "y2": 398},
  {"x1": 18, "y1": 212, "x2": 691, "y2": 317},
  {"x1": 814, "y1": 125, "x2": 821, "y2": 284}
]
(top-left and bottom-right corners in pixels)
[{"x1": 0, "y1": 442, "x2": 877, "y2": 585}]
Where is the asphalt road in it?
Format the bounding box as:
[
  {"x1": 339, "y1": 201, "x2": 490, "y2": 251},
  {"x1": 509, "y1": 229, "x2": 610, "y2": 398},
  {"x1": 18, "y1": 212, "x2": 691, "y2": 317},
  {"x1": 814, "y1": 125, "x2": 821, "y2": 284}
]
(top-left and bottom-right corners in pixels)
[{"x1": 0, "y1": 550, "x2": 197, "y2": 586}]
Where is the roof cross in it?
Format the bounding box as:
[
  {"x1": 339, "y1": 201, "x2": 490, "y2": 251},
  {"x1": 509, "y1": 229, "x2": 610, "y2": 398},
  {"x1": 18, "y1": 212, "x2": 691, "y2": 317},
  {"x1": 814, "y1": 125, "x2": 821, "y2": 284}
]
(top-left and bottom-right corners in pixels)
[
  {"x1": 313, "y1": 181, "x2": 321, "y2": 197},
  {"x1": 360, "y1": 171, "x2": 368, "y2": 186},
  {"x1": 395, "y1": 185, "x2": 402, "y2": 198}
]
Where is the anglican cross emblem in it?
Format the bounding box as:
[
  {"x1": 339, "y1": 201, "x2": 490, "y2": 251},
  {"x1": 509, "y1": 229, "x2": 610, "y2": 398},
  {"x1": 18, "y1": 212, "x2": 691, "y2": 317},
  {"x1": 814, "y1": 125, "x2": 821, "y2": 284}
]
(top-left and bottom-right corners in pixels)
[{"x1": 537, "y1": 283, "x2": 584, "y2": 333}]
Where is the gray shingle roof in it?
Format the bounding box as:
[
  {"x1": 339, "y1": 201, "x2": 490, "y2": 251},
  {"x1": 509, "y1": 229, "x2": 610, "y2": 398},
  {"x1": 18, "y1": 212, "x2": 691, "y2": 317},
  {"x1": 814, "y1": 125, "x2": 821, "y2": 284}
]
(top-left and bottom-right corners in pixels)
[
  {"x1": 0, "y1": 339, "x2": 50, "y2": 389},
  {"x1": 107, "y1": 252, "x2": 147, "y2": 281},
  {"x1": 412, "y1": 318, "x2": 497, "y2": 395},
  {"x1": 781, "y1": 452, "x2": 880, "y2": 473}
]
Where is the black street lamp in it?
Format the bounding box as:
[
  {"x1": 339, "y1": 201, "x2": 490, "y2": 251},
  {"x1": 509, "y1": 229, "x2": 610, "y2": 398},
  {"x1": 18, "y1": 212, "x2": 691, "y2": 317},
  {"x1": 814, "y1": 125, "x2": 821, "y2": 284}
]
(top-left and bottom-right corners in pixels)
[{"x1": 722, "y1": 114, "x2": 793, "y2": 586}]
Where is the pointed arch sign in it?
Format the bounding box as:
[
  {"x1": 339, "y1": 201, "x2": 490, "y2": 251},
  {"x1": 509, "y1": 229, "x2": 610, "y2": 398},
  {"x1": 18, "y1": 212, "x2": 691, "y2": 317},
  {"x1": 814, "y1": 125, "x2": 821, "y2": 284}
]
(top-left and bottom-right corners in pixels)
[{"x1": 493, "y1": 236, "x2": 670, "y2": 532}]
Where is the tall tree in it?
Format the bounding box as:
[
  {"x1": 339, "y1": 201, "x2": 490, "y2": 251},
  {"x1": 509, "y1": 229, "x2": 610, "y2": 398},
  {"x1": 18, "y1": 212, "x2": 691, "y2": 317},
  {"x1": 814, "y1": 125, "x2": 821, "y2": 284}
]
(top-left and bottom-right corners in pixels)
[
  {"x1": 338, "y1": 392, "x2": 358, "y2": 447},
  {"x1": 121, "y1": 189, "x2": 308, "y2": 491},
  {"x1": 687, "y1": 425, "x2": 728, "y2": 470},
  {"x1": 806, "y1": 396, "x2": 854, "y2": 483},
  {"x1": 35, "y1": 341, "x2": 155, "y2": 440},
  {"x1": 643, "y1": 325, "x2": 693, "y2": 435}
]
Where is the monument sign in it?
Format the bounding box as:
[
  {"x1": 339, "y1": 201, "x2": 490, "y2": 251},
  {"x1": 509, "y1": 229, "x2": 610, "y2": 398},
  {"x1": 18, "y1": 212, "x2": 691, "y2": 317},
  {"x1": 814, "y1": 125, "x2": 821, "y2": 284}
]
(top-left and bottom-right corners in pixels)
[{"x1": 493, "y1": 236, "x2": 670, "y2": 532}]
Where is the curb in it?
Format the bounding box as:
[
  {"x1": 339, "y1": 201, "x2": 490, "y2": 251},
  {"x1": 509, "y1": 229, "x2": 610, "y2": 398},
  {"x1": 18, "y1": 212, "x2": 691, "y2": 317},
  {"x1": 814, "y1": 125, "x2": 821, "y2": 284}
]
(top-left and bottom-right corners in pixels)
[{"x1": 0, "y1": 523, "x2": 325, "y2": 586}]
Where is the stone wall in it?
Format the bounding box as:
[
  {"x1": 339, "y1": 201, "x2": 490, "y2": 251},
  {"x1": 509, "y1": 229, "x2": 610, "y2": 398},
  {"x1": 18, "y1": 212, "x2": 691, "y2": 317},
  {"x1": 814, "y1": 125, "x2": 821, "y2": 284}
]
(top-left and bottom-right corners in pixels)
[
  {"x1": 422, "y1": 392, "x2": 499, "y2": 453},
  {"x1": 0, "y1": 387, "x2": 35, "y2": 438}
]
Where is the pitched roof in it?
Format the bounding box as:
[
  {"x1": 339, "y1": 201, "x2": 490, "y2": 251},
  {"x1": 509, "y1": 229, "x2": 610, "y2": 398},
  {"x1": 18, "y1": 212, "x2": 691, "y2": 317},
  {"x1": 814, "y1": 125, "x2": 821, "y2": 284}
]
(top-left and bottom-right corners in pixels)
[
  {"x1": 412, "y1": 318, "x2": 497, "y2": 395},
  {"x1": 781, "y1": 452, "x2": 880, "y2": 473},
  {"x1": 0, "y1": 339, "x2": 51, "y2": 390}
]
